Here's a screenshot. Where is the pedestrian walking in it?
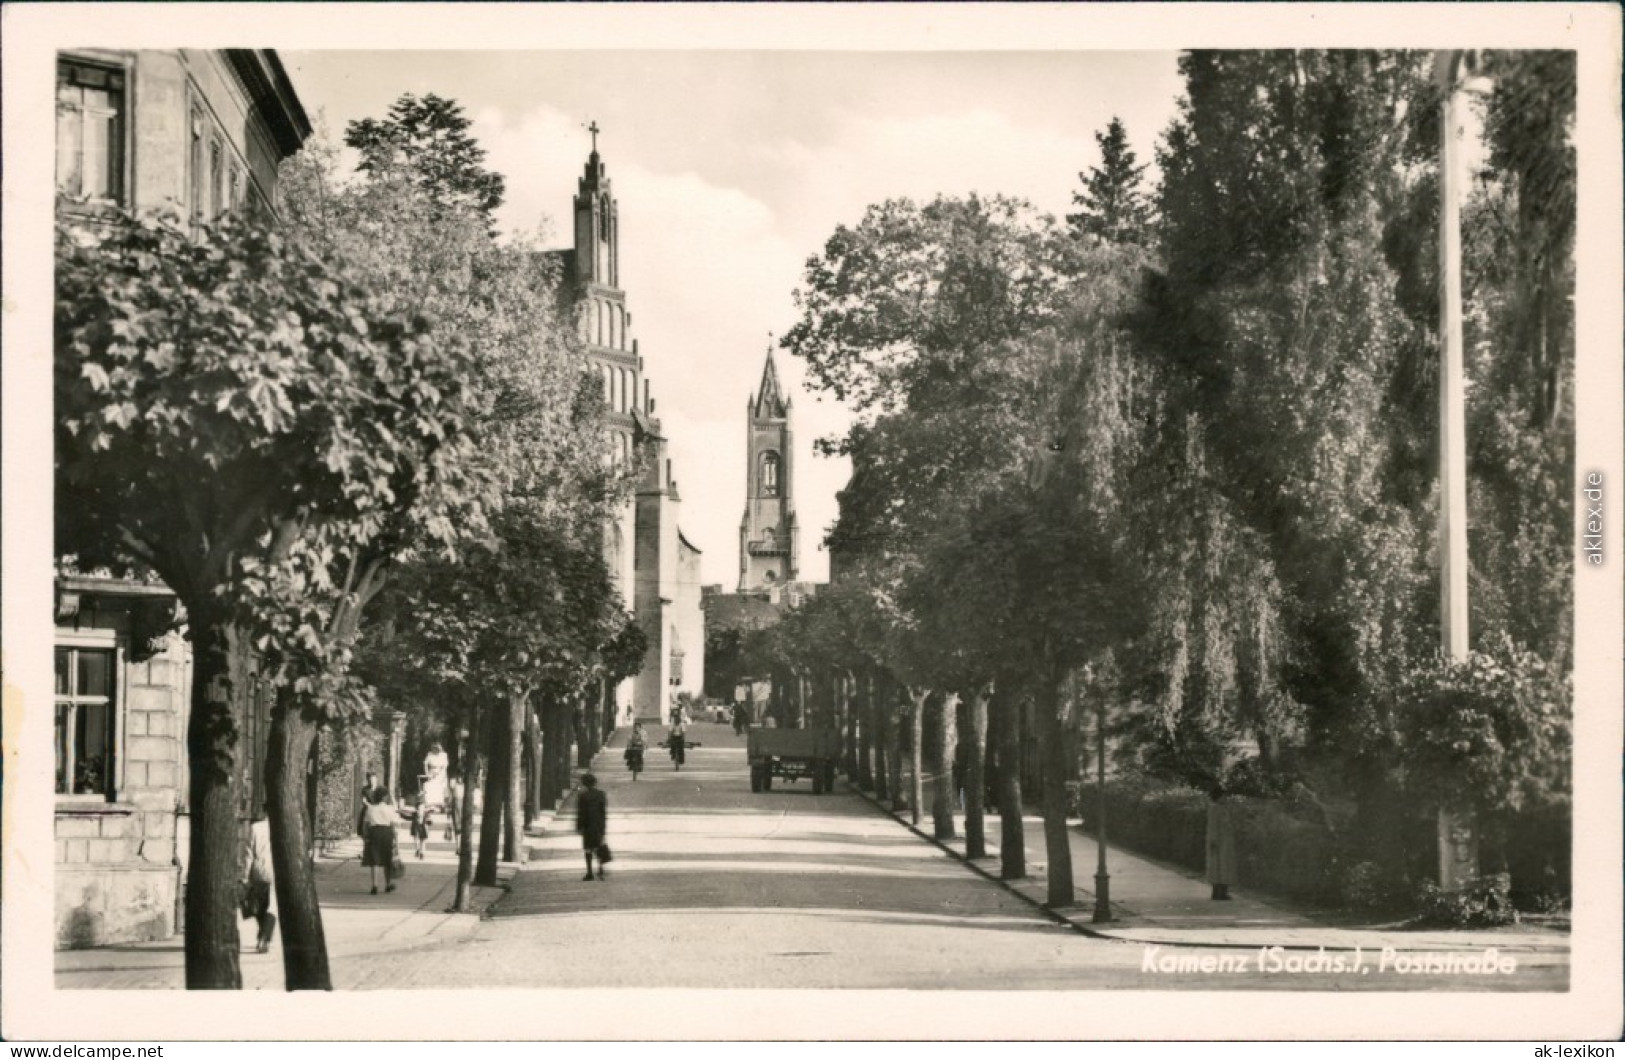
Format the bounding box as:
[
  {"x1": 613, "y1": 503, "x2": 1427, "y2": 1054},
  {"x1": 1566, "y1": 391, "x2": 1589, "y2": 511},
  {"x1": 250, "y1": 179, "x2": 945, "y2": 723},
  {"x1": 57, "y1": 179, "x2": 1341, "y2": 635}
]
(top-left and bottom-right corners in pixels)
[
  {"x1": 359, "y1": 785, "x2": 400, "y2": 894},
  {"x1": 444, "y1": 775, "x2": 462, "y2": 843},
  {"x1": 241, "y1": 809, "x2": 276, "y2": 953},
  {"x1": 421, "y1": 742, "x2": 450, "y2": 811},
  {"x1": 409, "y1": 792, "x2": 430, "y2": 859},
  {"x1": 576, "y1": 773, "x2": 610, "y2": 881},
  {"x1": 669, "y1": 722, "x2": 687, "y2": 770},
  {"x1": 624, "y1": 723, "x2": 646, "y2": 780}
]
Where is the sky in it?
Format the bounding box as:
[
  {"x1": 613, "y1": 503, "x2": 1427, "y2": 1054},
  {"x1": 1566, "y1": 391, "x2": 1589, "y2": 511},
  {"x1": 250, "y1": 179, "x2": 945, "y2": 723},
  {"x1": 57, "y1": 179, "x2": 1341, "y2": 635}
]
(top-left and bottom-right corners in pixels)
[{"x1": 282, "y1": 50, "x2": 1188, "y2": 585}]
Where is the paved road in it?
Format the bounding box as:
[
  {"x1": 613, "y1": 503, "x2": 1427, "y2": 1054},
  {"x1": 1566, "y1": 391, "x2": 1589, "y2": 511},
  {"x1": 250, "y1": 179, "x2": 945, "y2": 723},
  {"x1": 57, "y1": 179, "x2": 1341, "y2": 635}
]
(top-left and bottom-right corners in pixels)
[{"x1": 324, "y1": 725, "x2": 1566, "y2": 991}]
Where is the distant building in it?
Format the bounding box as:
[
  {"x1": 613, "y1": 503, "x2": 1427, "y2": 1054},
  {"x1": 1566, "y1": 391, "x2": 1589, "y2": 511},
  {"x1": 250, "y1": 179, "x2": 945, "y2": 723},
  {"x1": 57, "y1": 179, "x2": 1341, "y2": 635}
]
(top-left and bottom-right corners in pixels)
[
  {"x1": 738, "y1": 347, "x2": 801, "y2": 593},
  {"x1": 53, "y1": 49, "x2": 311, "y2": 948},
  {"x1": 544, "y1": 137, "x2": 703, "y2": 718},
  {"x1": 703, "y1": 346, "x2": 822, "y2": 699}
]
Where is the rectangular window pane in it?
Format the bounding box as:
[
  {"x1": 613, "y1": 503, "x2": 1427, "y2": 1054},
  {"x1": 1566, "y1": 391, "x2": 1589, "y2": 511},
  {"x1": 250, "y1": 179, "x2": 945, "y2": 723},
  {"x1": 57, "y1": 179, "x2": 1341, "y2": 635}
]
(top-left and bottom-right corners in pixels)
[
  {"x1": 55, "y1": 648, "x2": 71, "y2": 696},
  {"x1": 56, "y1": 101, "x2": 82, "y2": 196},
  {"x1": 77, "y1": 650, "x2": 111, "y2": 697},
  {"x1": 55, "y1": 702, "x2": 72, "y2": 795},
  {"x1": 76, "y1": 701, "x2": 113, "y2": 795},
  {"x1": 82, "y1": 111, "x2": 111, "y2": 200}
]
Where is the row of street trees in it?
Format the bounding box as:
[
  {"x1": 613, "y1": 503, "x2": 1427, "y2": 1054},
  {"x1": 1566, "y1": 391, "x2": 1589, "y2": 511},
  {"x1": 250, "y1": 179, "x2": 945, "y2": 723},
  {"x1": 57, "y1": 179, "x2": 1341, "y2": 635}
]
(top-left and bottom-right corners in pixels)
[
  {"x1": 757, "y1": 51, "x2": 1574, "y2": 914},
  {"x1": 57, "y1": 94, "x2": 643, "y2": 989}
]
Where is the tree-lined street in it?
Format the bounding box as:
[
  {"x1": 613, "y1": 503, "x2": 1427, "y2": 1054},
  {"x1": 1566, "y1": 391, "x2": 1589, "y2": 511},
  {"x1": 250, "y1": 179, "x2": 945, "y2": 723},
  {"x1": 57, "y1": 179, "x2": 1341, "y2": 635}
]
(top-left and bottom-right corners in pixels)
[
  {"x1": 44, "y1": 41, "x2": 1586, "y2": 1001},
  {"x1": 57, "y1": 721, "x2": 1568, "y2": 991}
]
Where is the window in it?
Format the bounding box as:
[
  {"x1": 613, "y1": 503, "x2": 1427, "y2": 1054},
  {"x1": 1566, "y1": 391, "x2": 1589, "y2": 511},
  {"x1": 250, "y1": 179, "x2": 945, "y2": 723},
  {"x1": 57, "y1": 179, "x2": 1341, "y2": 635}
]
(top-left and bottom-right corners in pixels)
[
  {"x1": 189, "y1": 109, "x2": 207, "y2": 221},
  {"x1": 56, "y1": 60, "x2": 125, "y2": 203},
  {"x1": 229, "y1": 165, "x2": 244, "y2": 214},
  {"x1": 55, "y1": 647, "x2": 116, "y2": 797},
  {"x1": 761, "y1": 451, "x2": 781, "y2": 496},
  {"x1": 209, "y1": 139, "x2": 223, "y2": 220}
]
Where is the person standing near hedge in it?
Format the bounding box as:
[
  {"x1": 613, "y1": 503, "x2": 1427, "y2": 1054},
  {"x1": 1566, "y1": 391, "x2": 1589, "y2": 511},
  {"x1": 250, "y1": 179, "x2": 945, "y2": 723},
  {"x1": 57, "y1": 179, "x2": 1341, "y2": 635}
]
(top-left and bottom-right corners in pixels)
[{"x1": 1206, "y1": 796, "x2": 1238, "y2": 900}]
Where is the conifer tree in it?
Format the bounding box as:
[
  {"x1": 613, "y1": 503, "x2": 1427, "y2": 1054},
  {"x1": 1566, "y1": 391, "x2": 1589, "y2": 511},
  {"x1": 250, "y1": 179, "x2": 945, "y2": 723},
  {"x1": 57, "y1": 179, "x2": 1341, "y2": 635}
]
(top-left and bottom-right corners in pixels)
[{"x1": 1066, "y1": 117, "x2": 1153, "y2": 246}]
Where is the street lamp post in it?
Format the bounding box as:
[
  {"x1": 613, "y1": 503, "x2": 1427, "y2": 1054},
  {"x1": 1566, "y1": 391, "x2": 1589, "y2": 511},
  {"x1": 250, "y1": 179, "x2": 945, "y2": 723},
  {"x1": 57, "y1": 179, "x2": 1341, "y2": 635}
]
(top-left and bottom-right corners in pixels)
[{"x1": 1092, "y1": 688, "x2": 1112, "y2": 922}]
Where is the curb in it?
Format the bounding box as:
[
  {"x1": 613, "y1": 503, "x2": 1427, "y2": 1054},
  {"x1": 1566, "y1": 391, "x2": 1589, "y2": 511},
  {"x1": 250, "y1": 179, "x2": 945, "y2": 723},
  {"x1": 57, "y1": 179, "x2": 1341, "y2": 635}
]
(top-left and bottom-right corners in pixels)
[
  {"x1": 839, "y1": 778, "x2": 1567, "y2": 954},
  {"x1": 841, "y1": 777, "x2": 1130, "y2": 945}
]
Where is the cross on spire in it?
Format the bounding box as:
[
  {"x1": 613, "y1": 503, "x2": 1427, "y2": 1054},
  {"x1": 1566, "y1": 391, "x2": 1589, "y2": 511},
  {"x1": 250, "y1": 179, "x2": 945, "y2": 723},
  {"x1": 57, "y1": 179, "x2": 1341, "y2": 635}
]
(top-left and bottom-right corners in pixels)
[{"x1": 588, "y1": 120, "x2": 600, "y2": 154}]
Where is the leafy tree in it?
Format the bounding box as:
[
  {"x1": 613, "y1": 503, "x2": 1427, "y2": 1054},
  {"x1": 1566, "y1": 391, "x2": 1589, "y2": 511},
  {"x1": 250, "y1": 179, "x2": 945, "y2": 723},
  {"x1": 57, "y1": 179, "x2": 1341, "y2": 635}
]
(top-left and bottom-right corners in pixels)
[
  {"x1": 282, "y1": 106, "x2": 627, "y2": 915},
  {"x1": 1136, "y1": 52, "x2": 1438, "y2": 808},
  {"x1": 1395, "y1": 639, "x2": 1569, "y2": 823},
  {"x1": 1067, "y1": 117, "x2": 1154, "y2": 245},
  {"x1": 788, "y1": 192, "x2": 1153, "y2": 900},
  {"x1": 345, "y1": 93, "x2": 506, "y2": 223},
  {"x1": 55, "y1": 210, "x2": 480, "y2": 989}
]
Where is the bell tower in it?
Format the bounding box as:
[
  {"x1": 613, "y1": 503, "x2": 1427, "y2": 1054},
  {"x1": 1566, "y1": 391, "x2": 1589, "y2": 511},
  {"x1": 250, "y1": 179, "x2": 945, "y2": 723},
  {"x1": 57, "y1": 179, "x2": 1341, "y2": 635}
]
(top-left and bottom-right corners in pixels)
[
  {"x1": 738, "y1": 344, "x2": 799, "y2": 592},
  {"x1": 573, "y1": 121, "x2": 619, "y2": 288}
]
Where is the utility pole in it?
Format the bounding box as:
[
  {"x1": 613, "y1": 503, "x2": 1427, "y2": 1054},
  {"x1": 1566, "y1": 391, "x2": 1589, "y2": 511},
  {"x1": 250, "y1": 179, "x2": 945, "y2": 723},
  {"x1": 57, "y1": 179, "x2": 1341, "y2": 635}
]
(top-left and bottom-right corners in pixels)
[{"x1": 1434, "y1": 49, "x2": 1479, "y2": 890}]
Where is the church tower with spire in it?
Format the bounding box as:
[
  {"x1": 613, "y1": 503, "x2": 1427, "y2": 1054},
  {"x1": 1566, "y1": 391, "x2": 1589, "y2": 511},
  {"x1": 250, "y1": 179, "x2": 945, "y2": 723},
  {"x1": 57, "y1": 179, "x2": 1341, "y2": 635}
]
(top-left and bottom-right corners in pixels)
[
  {"x1": 549, "y1": 125, "x2": 705, "y2": 721},
  {"x1": 738, "y1": 345, "x2": 800, "y2": 592}
]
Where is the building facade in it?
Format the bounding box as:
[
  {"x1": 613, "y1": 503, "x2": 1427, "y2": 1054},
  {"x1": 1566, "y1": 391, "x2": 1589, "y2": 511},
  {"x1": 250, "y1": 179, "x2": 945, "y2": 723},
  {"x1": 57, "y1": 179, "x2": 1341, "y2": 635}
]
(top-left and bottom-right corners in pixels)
[
  {"x1": 53, "y1": 49, "x2": 311, "y2": 948},
  {"x1": 548, "y1": 140, "x2": 704, "y2": 719}
]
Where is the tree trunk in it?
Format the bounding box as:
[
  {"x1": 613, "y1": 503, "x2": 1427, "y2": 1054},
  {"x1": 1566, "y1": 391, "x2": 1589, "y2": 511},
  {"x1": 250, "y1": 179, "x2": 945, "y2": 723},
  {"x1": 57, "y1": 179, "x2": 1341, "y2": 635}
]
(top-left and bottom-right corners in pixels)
[
  {"x1": 264, "y1": 696, "x2": 331, "y2": 990},
  {"x1": 536, "y1": 698, "x2": 556, "y2": 812},
  {"x1": 553, "y1": 702, "x2": 574, "y2": 796},
  {"x1": 523, "y1": 705, "x2": 540, "y2": 828},
  {"x1": 574, "y1": 701, "x2": 591, "y2": 768},
  {"x1": 930, "y1": 692, "x2": 959, "y2": 840},
  {"x1": 858, "y1": 670, "x2": 875, "y2": 791},
  {"x1": 887, "y1": 679, "x2": 905, "y2": 812},
  {"x1": 475, "y1": 702, "x2": 506, "y2": 887},
  {"x1": 908, "y1": 688, "x2": 927, "y2": 826},
  {"x1": 872, "y1": 674, "x2": 890, "y2": 802},
  {"x1": 183, "y1": 617, "x2": 250, "y2": 989},
  {"x1": 965, "y1": 686, "x2": 989, "y2": 860},
  {"x1": 452, "y1": 719, "x2": 480, "y2": 912},
  {"x1": 842, "y1": 673, "x2": 859, "y2": 778},
  {"x1": 995, "y1": 681, "x2": 1026, "y2": 880},
  {"x1": 503, "y1": 691, "x2": 525, "y2": 864},
  {"x1": 1037, "y1": 661, "x2": 1075, "y2": 907}
]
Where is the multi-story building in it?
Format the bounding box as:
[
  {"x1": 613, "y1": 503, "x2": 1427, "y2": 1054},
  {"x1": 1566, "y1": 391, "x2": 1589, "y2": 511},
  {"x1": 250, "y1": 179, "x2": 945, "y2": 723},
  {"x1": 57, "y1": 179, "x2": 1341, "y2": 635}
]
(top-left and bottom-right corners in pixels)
[
  {"x1": 53, "y1": 49, "x2": 311, "y2": 948},
  {"x1": 545, "y1": 137, "x2": 704, "y2": 719}
]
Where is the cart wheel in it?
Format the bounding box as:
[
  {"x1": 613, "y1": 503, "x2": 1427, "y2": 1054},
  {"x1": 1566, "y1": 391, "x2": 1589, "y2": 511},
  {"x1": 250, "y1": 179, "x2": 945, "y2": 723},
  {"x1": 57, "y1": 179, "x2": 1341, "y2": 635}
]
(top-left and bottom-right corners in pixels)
[
  {"x1": 750, "y1": 767, "x2": 762, "y2": 793},
  {"x1": 762, "y1": 770, "x2": 773, "y2": 792},
  {"x1": 824, "y1": 763, "x2": 836, "y2": 791},
  {"x1": 812, "y1": 773, "x2": 825, "y2": 795}
]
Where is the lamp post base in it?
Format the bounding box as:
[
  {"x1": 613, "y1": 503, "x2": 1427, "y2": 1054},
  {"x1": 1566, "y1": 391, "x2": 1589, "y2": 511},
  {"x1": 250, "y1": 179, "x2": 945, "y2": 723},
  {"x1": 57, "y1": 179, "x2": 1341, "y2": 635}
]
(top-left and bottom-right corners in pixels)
[{"x1": 1092, "y1": 872, "x2": 1112, "y2": 922}]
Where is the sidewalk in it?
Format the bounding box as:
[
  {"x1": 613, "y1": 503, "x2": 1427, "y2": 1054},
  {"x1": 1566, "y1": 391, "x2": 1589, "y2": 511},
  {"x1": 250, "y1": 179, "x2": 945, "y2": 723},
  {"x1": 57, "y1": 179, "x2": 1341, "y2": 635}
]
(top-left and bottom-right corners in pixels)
[
  {"x1": 55, "y1": 822, "x2": 518, "y2": 989},
  {"x1": 849, "y1": 780, "x2": 1570, "y2": 955}
]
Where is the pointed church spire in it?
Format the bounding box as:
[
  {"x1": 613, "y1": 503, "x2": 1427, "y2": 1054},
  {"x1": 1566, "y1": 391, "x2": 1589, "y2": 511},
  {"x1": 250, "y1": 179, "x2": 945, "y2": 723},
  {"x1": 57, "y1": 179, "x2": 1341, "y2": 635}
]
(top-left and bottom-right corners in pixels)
[{"x1": 754, "y1": 339, "x2": 787, "y2": 419}]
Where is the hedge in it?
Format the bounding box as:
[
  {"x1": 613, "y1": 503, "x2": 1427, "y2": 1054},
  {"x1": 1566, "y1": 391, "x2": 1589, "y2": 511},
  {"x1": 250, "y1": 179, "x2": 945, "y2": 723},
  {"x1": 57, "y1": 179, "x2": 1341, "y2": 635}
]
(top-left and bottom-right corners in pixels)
[{"x1": 1078, "y1": 780, "x2": 1340, "y2": 905}]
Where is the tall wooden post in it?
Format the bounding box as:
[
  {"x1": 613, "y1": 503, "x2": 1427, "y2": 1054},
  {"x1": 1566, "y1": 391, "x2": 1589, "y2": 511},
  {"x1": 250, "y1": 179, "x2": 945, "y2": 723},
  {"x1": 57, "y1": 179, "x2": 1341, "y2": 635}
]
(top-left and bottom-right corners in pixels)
[{"x1": 1435, "y1": 49, "x2": 1478, "y2": 890}]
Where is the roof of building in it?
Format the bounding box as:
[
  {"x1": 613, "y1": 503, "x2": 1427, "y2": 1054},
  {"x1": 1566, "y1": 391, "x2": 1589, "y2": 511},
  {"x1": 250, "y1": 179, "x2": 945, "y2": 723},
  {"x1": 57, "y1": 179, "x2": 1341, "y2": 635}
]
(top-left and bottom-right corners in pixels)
[{"x1": 752, "y1": 345, "x2": 789, "y2": 419}]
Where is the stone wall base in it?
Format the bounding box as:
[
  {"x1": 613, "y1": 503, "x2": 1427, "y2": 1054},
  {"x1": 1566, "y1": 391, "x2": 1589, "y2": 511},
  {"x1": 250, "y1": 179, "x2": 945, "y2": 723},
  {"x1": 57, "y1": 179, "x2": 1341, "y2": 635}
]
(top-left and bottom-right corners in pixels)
[{"x1": 56, "y1": 863, "x2": 177, "y2": 949}]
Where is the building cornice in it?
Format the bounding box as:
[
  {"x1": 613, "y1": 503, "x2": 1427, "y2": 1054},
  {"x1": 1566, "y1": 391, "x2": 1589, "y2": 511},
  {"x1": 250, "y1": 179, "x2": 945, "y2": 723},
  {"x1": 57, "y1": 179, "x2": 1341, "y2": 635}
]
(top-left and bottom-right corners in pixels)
[{"x1": 224, "y1": 50, "x2": 312, "y2": 157}]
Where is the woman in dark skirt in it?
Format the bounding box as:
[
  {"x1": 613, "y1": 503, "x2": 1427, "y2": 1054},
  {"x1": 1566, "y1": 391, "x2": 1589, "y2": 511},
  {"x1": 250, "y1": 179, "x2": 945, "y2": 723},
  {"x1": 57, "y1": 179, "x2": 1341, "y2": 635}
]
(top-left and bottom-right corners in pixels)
[{"x1": 358, "y1": 785, "x2": 399, "y2": 894}]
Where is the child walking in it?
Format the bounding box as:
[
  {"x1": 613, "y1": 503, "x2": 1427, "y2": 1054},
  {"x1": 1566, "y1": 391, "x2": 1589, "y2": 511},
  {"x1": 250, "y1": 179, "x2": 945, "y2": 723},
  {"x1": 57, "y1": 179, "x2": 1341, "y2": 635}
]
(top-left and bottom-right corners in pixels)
[{"x1": 410, "y1": 792, "x2": 431, "y2": 859}]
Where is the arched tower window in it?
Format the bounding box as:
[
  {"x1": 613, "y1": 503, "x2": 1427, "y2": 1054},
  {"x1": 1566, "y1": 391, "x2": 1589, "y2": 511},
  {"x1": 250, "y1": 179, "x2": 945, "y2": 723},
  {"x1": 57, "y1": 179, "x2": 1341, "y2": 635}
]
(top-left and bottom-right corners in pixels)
[{"x1": 760, "y1": 451, "x2": 781, "y2": 496}]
